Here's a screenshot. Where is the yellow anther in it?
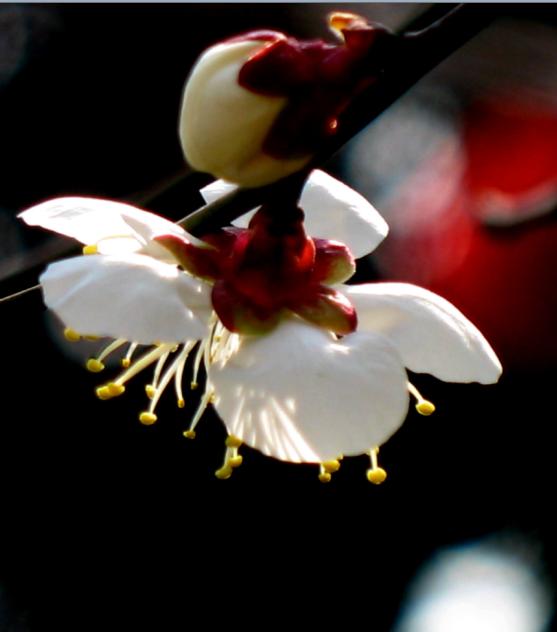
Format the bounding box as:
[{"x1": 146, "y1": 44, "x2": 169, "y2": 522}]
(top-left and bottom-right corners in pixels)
[
  {"x1": 121, "y1": 358, "x2": 131, "y2": 368},
  {"x1": 416, "y1": 400, "x2": 436, "y2": 416},
  {"x1": 177, "y1": 398, "x2": 185, "y2": 409},
  {"x1": 319, "y1": 472, "x2": 332, "y2": 483},
  {"x1": 367, "y1": 467, "x2": 387, "y2": 485},
  {"x1": 82, "y1": 244, "x2": 98, "y2": 255},
  {"x1": 228, "y1": 456, "x2": 243, "y2": 469},
  {"x1": 323, "y1": 460, "x2": 341, "y2": 474},
  {"x1": 95, "y1": 385, "x2": 111, "y2": 400},
  {"x1": 190, "y1": 381, "x2": 198, "y2": 390},
  {"x1": 215, "y1": 466, "x2": 233, "y2": 480},
  {"x1": 64, "y1": 328, "x2": 81, "y2": 342},
  {"x1": 86, "y1": 358, "x2": 105, "y2": 373},
  {"x1": 225, "y1": 435, "x2": 242, "y2": 448},
  {"x1": 96, "y1": 383, "x2": 125, "y2": 400},
  {"x1": 145, "y1": 384, "x2": 156, "y2": 399},
  {"x1": 183, "y1": 430, "x2": 196, "y2": 440},
  {"x1": 139, "y1": 412, "x2": 157, "y2": 426},
  {"x1": 106, "y1": 382, "x2": 125, "y2": 397}
]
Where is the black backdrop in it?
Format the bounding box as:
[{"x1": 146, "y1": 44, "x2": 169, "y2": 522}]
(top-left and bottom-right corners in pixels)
[{"x1": 0, "y1": 4, "x2": 555, "y2": 631}]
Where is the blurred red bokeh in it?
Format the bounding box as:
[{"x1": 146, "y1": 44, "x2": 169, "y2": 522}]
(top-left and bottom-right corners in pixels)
[{"x1": 376, "y1": 94, "x2": 557, "y2": 370}]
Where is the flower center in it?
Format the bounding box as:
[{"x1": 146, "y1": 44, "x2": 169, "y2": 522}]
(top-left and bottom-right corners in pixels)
[{"x1": 156, "y1": 203, "x2": 358, "y2": 335}]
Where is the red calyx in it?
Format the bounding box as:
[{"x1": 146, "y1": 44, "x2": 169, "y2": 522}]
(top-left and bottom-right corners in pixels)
[
  {"x1": 234, "y1": 16, "x2": 393, "y2": 158},
  {"x1": 154, "y1": 204, "x2": 357, "y2": 336}
]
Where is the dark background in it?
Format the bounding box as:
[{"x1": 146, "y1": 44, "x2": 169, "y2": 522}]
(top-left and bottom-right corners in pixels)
[{"x1": 0, "y1": 4, "x2": 555, "y2": 631}]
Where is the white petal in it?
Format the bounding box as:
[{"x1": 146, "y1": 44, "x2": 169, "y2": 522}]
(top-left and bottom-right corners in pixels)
[
  {"x1": 208, "y1": 319, "x2": 409, "y2": 463},
  {"x1": 201, "y1": 170, "x2": 388, "y2": 258},
  {"x1": 200, "y1": 179, "x2": 237, "y2": 205},
  {"x1": 40, "y1": 254, "x2": 212, "y2": 343},
  {"x1": 344, "y1": 283, "x2": 502, "y2": 384},
  {"x1": 19, "y1": 197, "x2": 189, "y2": 260}
]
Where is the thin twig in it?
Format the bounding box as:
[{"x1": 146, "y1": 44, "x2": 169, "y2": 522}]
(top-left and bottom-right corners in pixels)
[{"x1": 0, "y1": 283, "x2": 41, "y2": 304}]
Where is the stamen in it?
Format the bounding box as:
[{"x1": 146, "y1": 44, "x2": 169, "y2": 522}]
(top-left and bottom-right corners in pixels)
[
  {"x1": 64, "y1": 328, "x2": 81, "y2": 342},
  {"x1": 184, "y1": 388, "x2": 214, "y2": 438},
  {"x1": 121, "y1": 342, "x2": 139, "y2": 368},
  {"x1": 96, "y1": 382, "x2": 126, "y2": 400},
  {"x1": 192, "y1": 315, "x2": 220, "y2": 389},
  {"x1": 191, "y1": 340, "x2": 206, "y2": 390},
  {"x1": 318, "y1": 465, "x2": 332, "y2": 483},
  {"x1": 215, "y1": 436, "x2": 243, "y2": 479},
  {"x1": 152, "y1": 348, "x2": 171, "y2": 389},
  {"x1": 86, "y1": 358, "x2": 104, "y2": 373},
  {"x1": 407, "y1": 382, "x2": 436, "y2": 416},
  {"x1": 82, "y1": 244, "x2": 98, "y2": 255},
  {"x1": 367, "y1": 447, "x2": 387, "y2": 484},
  {"x1": 87, "y1": 338, "x2": 127, "y2": 372},
  {"x1": 138, "y1": 346, "x2": 190, "y2": 424},
  {"x1": 139, "y1": 412, "x2": 157, "y2": 426},
  {"x1": 174, "y1": 341, "x2": 196, "y2": 408},
  {"x1": 113, "y1": 344, "x2": 173, "y2": 387},
  {"x1": 318, "y1": 459, "x2": 341, "y2": 483}
]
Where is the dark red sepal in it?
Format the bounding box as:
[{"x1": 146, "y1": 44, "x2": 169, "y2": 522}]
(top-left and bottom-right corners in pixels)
[
  {"x1": 290, "y1": 286, "x2": 357, "y2": 335},
  {"x1": 312, "y1": 238, "x2": 356, "y2": 284},
  {"x1": 153, "y1": 234, "x2": 222, "y2": 281},
  {"x1": 212, "y1": 280, "x2": 282, "y2": 335}
]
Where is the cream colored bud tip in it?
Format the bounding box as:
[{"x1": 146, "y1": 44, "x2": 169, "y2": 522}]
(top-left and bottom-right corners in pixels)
[
  {"x1": 86, "y1": 358, "x2": 105, "y2": 373},
  {"x1": 183, "y1": 429, "x2": 196, "y2": 440},
  {"x1": 416, "y1": 400, "x2": 436, "y2": 416},
  {"x1": 225, "y1": 435, "x2": 242, "y2": 448},
  {"x1": 228, "y1": 456, "x2": 243, "y2": 469},
  {"x1": 318, "y1": 472, "x2": 332, "y2": 483},
  {"x1": 82, "y1": 244, "x2": 98, "y2": 255},
  {"x1": 367, "y1": 468, "x2": 387, "y2": 485},
  {"x1": 323, "y1": 460, "x2": 341, "y2": 474},
  {"x1": 64, "y1": 328, "x2": 81, "y2": 342},
  {"x1": 215, "y1": 466, "x2": 233, "y2": 480},
  {"x1": 139, "y1": 412, "x2": 157, "y2": 426}
]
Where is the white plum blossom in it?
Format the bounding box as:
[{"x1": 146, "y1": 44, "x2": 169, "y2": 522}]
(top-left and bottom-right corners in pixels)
[{"x1": 19, "y1": 170, "x2": 501, "y2": 482}]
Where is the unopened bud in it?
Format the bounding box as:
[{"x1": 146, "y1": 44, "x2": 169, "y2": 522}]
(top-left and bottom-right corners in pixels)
[{"x1": 180, "y1": 17, "x2": 392, "y2": 188}]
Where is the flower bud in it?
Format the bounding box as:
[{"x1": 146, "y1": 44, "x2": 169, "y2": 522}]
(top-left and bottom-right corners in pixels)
[{"x1": 179, "y1": 14, "x2": 393, "y2": 188}]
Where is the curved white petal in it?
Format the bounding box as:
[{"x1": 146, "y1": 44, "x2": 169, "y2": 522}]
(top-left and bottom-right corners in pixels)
[
  {"x1": 40, "y1": 254, "x2": 212, "y2": 343},
  {"x1": 208, "y1": 319, "x2": 409, "y2": 463},
  {"x1": 200, "y1": 170, "x2": 388, "y2": 258},
  {"x1": 344, "y1": 283, "x2": 502, "y2": 384},
  {"x1": 19, "y1": 197, "x2": 190, "y2": 261},
  {"x1": 200, "y1": 179, "x2": 238, "y2": 206}
]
